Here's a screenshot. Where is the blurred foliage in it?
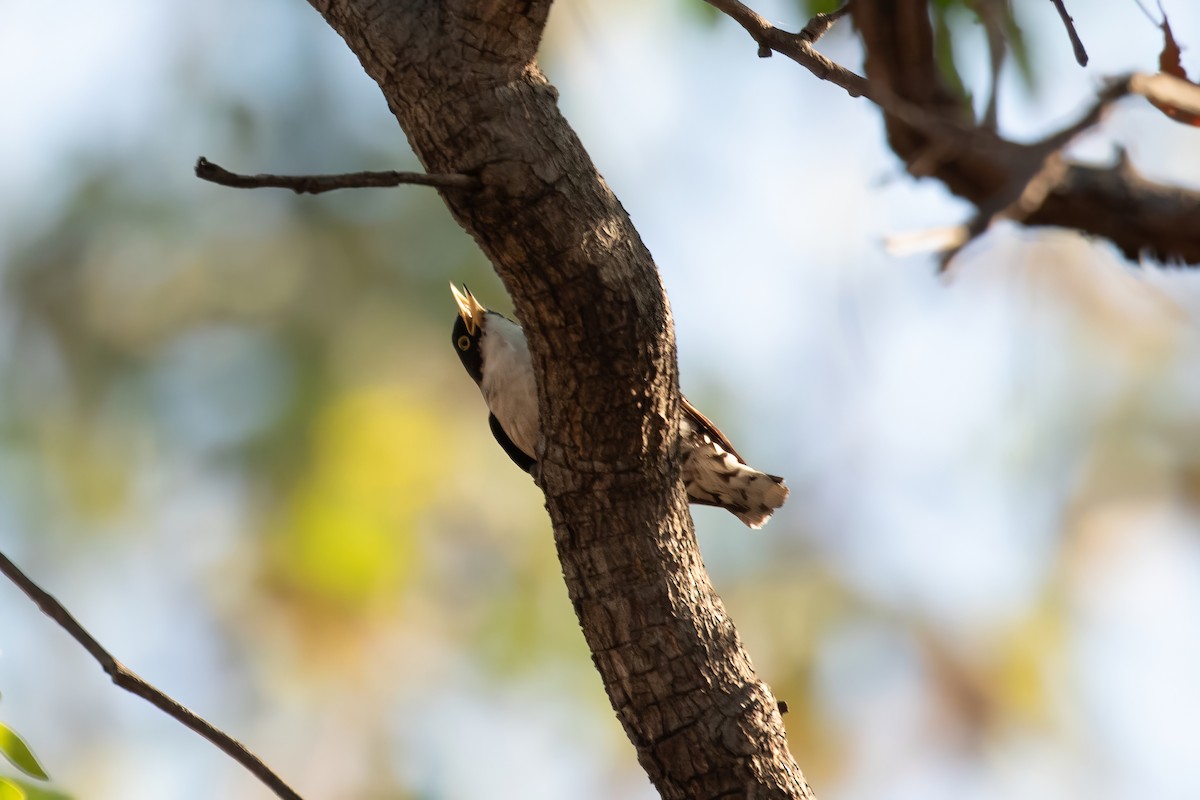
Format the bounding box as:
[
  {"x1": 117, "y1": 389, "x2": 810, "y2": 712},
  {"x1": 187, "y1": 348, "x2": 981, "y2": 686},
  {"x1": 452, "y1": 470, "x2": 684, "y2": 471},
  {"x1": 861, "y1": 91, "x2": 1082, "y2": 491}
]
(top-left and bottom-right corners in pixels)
[
  {"x1": 0, "y1": 780, "x2": 70, "y2": 800},
  {"x1": 264, "y1": 387, "x2": 437, "y2": 610},
  {"x1": 928, "y1": 0, "x2": 1037, "y2": 112}
]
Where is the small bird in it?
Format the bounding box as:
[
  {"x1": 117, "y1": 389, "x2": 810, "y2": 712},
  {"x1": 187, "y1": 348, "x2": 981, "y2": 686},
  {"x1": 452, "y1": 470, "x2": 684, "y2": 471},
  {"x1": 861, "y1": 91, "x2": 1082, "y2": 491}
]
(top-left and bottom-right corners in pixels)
[{"x1": 451, "y1": 284, "x2": 788, "y2": 528}]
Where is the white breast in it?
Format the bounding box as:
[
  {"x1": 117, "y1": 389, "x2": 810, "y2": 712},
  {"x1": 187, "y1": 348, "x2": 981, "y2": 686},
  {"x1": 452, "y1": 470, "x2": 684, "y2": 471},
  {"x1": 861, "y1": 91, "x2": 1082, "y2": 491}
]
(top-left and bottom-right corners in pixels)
[{"x1": 479, "y1": 315, "x2": 540, "y2": 459}]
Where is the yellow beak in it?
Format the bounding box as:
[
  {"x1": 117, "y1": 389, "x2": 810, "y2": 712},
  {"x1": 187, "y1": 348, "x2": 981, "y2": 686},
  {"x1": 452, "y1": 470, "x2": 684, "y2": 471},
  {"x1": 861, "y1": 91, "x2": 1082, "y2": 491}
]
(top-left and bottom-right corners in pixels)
[{"x1": 450, "y1": 282, "x2": 489, "y2": 337}]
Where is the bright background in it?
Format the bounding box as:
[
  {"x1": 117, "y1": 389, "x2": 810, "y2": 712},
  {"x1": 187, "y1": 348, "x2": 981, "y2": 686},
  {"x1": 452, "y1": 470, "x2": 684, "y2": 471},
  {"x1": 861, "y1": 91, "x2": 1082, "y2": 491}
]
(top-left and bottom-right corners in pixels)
[{"x1": 2, "y1": 1, "x2": 1200, "y2": 799}]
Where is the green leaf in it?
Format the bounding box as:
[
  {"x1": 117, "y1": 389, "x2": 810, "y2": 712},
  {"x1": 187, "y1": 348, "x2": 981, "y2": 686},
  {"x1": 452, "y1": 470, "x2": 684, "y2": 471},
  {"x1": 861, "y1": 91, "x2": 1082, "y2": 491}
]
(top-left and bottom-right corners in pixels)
[
  {"x1": 931, "y1": 2, "x2": 970, "y2": 106},
  {"x1": 0, "y1": 725, "x2": 48, "y2": 781},
  {"x1": 0, "y1": 777, "x2": 27, "y2": 800},
  {"x1": 798, "y1": 0, "x2": 843, "y2": 15},
  {"x1": 3, "y1": 779, "x2": 71, "y2": 800}
]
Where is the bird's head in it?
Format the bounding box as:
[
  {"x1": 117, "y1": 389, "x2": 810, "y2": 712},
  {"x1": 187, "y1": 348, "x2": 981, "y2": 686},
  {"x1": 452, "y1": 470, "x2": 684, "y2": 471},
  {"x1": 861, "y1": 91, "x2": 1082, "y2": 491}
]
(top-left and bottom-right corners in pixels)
[
  {"x1": 451, "y1": 282, "x2": 531, "y2": 391},
  {"x1": 451, "y1": 283, "x2": 489, "y2": 382}
]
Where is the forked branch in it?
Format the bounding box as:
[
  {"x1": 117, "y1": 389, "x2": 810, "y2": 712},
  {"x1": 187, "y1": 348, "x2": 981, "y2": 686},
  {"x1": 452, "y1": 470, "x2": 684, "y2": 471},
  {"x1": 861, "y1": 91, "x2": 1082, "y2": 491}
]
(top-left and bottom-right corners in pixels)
[
  {"x1": 704, "y1": 0, "x2": 1200, "y2": 264},
  {"x1": 0, "y1": 551, "x2": 304, "y2": 800}
]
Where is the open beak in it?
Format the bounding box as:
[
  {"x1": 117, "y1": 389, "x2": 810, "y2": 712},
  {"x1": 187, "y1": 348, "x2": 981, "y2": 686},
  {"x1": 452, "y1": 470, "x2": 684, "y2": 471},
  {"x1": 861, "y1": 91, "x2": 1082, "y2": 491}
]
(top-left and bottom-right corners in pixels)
[{"x1": 450, "y1": 282, "x2": 488, "y2": 336}]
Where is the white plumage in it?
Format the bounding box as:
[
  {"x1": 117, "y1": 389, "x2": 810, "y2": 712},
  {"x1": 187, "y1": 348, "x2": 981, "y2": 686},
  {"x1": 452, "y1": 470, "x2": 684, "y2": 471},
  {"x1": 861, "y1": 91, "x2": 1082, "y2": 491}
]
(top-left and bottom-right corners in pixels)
[
  {"x1": 477, "y1": 313, "x2": 540, "y2": 460},
  {"x1": 451, "y1": 284, "x2": 788, "y2": 528}
]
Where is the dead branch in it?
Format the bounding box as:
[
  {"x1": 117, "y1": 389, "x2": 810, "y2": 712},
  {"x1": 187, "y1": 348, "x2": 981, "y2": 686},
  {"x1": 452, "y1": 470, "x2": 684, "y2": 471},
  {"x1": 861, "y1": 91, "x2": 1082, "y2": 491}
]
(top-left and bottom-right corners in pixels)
[{"x1": 195, "y1": 157, "x2": 479, "y2": 194}]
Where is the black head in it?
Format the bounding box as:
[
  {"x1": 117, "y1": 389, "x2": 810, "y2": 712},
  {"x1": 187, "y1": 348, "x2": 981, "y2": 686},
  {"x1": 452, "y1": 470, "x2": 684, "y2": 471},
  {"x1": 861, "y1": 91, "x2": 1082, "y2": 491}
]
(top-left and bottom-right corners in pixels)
[
  {"x1": 451, "y1": 283, "x2": 489, "y2": 384},
  {"x1": 452, "y1": 312, "x2": 484, "y2": 383}
]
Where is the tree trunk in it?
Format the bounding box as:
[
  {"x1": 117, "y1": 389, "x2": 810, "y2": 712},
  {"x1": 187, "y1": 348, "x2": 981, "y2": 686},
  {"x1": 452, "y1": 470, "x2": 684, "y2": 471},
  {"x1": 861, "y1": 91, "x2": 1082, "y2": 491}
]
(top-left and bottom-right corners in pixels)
[{"x1": 305, "y1": 1, "x2": 813, "y2": 797}]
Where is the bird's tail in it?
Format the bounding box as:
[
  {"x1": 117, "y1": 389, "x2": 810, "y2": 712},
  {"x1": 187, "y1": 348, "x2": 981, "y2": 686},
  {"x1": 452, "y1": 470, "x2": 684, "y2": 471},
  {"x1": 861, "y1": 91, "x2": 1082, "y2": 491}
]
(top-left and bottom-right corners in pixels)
[
  {"x1": 684, "y1": 449, "x2": 790, "y2": 529},
  {"x1": 730, "y1": 469, "x2": 789, "y2": 529}
]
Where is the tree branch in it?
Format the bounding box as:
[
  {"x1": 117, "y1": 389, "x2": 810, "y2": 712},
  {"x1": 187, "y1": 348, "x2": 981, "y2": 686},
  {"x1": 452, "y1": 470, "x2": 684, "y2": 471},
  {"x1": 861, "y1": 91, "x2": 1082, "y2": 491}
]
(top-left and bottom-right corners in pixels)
[
  {"x1": 933, "y1": 76, "x2": 1132, "y2": 265},
  {"x1": 857, "y1": 1, "x2": 1200, "y2": 263},
  {"x1": 194, "y1": 157, "x2": 479, "y2": 193},
  {"x1": 702, "y1": 0, "x2": 868, "y2": 96},
  {"x1": 704, "y1": 0, "x2": 1200, "y2": 264},
  {"x1": 1129, "y1": 71, "x2": 1200, "y2": 119},
  {"x1": 800, "y1": 3, "x2": 850, "y2": 45},
  {"x1": 0, "y1": 551, "x2": 304, "y2": 800},
  {"x1": 702, "y1": 0, "x2": 775, "y2": 57},
  {"x1": 700, "y1": 0, "x2": 1031, "y2": 164},
  {"x1": 1049, "y1": 0, "x2": 1089, "y2": 67},
  {"x1": 297, "y1": 1, "x2": 813, "y2": 797}
]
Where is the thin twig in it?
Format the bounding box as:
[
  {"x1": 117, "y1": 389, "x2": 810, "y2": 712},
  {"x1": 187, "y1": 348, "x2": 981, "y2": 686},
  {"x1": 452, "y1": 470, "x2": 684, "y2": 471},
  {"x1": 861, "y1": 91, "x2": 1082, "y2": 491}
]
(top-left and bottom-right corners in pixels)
[
  {"x1": 699, "y1": 0, "x2": 970, "y2": 143},
  {"x1": 195, "y1": 157, "x2": 480, "y2": 194},
  {"x1": 701, "y1": 0, "x2": 983, "y2": 135},
  {"x1": 1049, "y1": 0, "x2": 1089, "y2": 66},
  {"x1": 703, "y1": 0, "x2": 1118, "y2": 151},
  {"x1": 0, "y1": 550, "x2": 304, "y2": 800},
  {"x1": 933, "y1": 77, "x2": 1131, "y2": 270},
  {"x1": 800, "y1": 2, "x2": 850, "y2": 44},
  {"x1": 883, "y1": 225, "x2": 970, "y2": 258},
  {"x1": 1036, "y1": 74, "x2": 1131, "y2": 151},
  {"x1": 704, "y1": 0, "x2": 776, "y2": 57},
  {"x1": 703, "y1": 0, "x2": 870, "y2": 92}
]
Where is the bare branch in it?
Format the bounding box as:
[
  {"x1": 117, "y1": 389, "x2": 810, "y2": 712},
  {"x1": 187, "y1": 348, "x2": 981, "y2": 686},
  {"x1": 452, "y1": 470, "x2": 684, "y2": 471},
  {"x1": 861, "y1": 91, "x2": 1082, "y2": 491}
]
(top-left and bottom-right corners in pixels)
[
  {"x1": 1036, "y1": 76, "x2": 1131, "y2": 152},
  {"x1": 800, "y1": 2, "x2": 850, "y2": 45},
  {"x1": 0, "y1": 550, "x2": 305, "y2": 800},
  {"x1": 704, "y1": 0, "x2": 1200, "y2": 263},
  {"x1": 1049, "y1": 0, "x2": 1089, "y2": 66},
  {"x1": 933, "y1": 79, "x2": 1130, "y2": 268},
  {"x1": 939, "y1": 153, "x2": 1070, "y2": 270},
  {"x1": 194, "y1": 157, "x2": 480, "y2": 194},
  {"x1": 702, "y1": 0, "x2": 868, "y2": 95},
  {"x1": 883, "y1": 224, "x2": 970, "y2": 257},
  {"x1": 702, "y1": 0, "x2": 778, "y2": 58},
  {"x1": 847, "y1": 1, "x2": 1200, "y2": 264},
  {"x1": 1130, "y1": 71, "x2": 1200, "y2": 119},
  {"x1": 703, "y1": 0, "x2": 991, "y2": 143}
]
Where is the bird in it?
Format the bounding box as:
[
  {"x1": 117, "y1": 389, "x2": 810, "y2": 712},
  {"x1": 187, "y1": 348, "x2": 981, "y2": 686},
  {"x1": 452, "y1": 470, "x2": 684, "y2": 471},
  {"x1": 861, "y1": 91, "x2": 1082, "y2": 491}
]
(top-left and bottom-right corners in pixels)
[{"x1": 450, "y1": 283, "x2": 789, "y2": 528}]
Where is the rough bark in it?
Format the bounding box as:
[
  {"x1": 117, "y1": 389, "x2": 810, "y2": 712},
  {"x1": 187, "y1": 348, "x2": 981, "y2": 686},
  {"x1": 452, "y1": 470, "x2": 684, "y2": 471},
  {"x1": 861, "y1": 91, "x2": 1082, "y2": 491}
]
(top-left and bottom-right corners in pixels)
[{"x1": 305, "y1": 1, "x2": 812, "y2": 797}]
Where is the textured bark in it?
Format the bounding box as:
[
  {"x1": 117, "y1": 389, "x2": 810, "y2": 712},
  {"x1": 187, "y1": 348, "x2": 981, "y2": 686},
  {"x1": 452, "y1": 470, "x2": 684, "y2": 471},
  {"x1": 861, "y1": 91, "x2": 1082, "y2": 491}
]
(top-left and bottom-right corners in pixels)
[{"x1": 305, "y1": 1, "x2": 812, "y2": 797}]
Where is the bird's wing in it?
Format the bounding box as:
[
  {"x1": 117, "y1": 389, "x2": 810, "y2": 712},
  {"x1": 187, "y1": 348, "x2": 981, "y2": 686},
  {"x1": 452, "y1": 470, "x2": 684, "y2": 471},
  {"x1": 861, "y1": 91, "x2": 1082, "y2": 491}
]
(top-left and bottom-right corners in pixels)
[
  {"x1": 489, "y1": 413, "x2": 536, "y2": 474},
  {"x1": 681, "y1": 396, "x2": 744, "y2": 463}
]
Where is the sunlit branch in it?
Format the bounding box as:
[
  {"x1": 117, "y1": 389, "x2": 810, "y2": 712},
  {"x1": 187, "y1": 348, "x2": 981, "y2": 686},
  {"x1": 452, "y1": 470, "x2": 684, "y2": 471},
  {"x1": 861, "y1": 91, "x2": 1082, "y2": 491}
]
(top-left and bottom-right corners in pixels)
[
  {"x1": 701, "y1": 0, "x2": 868, "y2": 96},
  {"x1": 800, "y1": 2, "x2": 850, "y2": 45},
  {"x1": 195, "y1": 157, "x2": 480, "y2": 194},
  {"x1": 1129, "y1": 72, "x2": 1200, "y2": 119},
  {"x1": 0, "y1": 550, "x2": 305, "y2": 800}
]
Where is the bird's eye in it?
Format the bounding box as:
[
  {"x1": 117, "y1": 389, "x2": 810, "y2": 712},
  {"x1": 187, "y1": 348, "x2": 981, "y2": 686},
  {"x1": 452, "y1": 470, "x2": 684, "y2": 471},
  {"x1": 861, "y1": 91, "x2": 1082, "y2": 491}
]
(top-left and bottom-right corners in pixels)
[{"x1": 457, "y1": 335, "x2": 471, "y2": 351}]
